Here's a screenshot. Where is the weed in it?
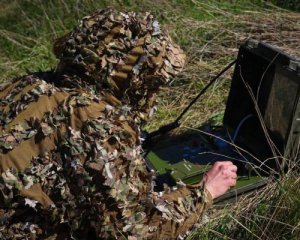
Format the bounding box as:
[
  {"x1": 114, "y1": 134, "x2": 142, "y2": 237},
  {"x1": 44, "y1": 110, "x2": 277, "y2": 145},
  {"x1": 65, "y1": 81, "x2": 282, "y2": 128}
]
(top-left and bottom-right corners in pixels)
[{"x1": 0, "y1": 1, "x2": 299, "y2": 239}]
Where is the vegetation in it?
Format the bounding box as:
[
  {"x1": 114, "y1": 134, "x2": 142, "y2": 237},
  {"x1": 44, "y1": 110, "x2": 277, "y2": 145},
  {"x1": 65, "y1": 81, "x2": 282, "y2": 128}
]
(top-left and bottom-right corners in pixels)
[
  {"x1": 272, "y1": 0, "x2": 300, "y2": 11},
  {"x1": 0, "y1": 0, "x2": 299, "y2": 239}
]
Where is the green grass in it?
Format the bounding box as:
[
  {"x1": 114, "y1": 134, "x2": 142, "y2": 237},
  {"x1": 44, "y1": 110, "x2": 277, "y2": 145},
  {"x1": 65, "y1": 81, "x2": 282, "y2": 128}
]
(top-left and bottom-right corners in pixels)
[
  {"x1": 0, "y1": 0, "x2": 284, "y2": 82},
  {"x1": 0, "y1": 0, "x2": 300, "y2": 239},
  {"x1": 188, "y1": 177, "x2": 300, "y2": 240}
]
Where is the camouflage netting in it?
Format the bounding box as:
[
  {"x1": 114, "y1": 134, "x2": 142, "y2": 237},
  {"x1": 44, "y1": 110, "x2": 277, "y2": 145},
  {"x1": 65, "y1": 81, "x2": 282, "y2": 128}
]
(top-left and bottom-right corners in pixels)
[
  {"x1": 53, "y1": 8, "x2": 186, "y2": 116},
  {"x1": 0, "y1": 9, "x2": 212, "y2": 240}
]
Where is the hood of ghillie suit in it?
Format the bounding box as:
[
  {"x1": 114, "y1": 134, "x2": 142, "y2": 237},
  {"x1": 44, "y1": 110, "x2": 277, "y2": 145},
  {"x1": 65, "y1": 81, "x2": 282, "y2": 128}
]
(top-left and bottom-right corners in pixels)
[{"x1": 53, "y1": 8, "x2": 186, "y2": 118}]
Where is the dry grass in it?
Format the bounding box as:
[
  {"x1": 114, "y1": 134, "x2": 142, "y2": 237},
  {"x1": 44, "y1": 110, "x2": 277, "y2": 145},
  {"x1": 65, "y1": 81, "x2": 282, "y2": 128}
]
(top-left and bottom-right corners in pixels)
[
  {"x1": 0, "y1": 1, "x2": 299, "y2": 239},
  {"x1": 147, "y1": 8, "x2": 300, "y2": 131},
  {"x1": 187, "y1": 170, "x2": 300, "y2": 239}
]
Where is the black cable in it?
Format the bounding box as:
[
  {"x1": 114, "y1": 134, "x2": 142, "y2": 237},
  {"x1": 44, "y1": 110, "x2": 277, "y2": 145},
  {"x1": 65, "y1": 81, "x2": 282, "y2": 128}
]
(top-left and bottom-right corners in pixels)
[
  {"x1": 175, "y1": 59, "x2": 237, "y2": 122},
  {"x1": 146, "y1": 59, "x2": 237, "y2": 140}
]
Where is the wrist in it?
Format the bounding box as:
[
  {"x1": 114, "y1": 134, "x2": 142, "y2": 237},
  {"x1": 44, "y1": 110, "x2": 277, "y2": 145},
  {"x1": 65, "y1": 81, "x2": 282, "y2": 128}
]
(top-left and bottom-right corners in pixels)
[
  {"x1": 205, "y1": 184, "x2": 216, "y2": 200},
  {"x1": 201, "y1": 175, "x2": 216, "y2": 200}
]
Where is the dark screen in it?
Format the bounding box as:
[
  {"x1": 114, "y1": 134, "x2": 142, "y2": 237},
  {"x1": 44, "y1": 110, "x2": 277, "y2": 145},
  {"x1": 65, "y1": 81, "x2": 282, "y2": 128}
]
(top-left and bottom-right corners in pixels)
[
  {"x1": 224, "y1": 42, "x2": 299, "y2": 158},
  {"x1": 264, "y1": 68, "x2": 299, "y2": 143}
]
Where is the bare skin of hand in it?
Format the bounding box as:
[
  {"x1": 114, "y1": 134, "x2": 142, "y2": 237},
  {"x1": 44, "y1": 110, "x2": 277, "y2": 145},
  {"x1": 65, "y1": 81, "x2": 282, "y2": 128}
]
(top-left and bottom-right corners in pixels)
[{"x1": 203, "y1": 161, "x2": 238, "y2": 199}]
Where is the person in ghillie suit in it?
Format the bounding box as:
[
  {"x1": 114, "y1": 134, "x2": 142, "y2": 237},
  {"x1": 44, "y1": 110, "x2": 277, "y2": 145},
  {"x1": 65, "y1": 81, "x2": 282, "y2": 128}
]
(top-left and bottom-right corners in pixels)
[{"x1": 0, "y1": 8, "x2": 237, "y2": 239}]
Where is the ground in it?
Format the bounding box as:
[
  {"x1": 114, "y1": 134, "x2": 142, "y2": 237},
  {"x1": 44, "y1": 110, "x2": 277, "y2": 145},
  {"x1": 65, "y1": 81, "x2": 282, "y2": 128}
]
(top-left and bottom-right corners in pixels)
[{"x1": 0, "y1": 1, "x2": 299, "y2": 239}]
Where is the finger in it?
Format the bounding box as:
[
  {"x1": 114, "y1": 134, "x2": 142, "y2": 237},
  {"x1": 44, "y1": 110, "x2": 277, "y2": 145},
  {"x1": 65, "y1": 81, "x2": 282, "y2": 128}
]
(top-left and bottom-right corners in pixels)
[
  {"x1": 228, "y1": 178, "x2": 237, "y2": 187},
  {"x1": 219, "y1": 161, "x2": 234, "y2": 166},
  {"x1": 213, "y1": 161, "x2": 223, "y2": 169},
  {"x1": 221, "y1": 161, "x2": 234, "y2": 169},
  {"x1": 221, "y1": 164, "x2": 237, "y2": 174},
  {"x1": 229, "y1": 165, "x2": 238, "y2": 173},
  {"x1": 213, "y1": 161, "x2": 233, "y2": 168},
  {"x1": 223, "y1": 170, "x2": 237, "y2": 179},
  {"x1": 221, "y1": 164, "x2": 236, "y2": 171},
  {"x1": 231, "y1": 172, "x2": 238, "y2": 179}
]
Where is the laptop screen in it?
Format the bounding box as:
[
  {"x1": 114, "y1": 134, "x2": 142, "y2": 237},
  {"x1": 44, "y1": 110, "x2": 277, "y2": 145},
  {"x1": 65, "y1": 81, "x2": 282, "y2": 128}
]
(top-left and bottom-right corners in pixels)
[
  {"x1": 264, "y1": 66, "x2": 299, "y2": 144},
  {"x1": 223, "y1": 41, "x2": 300, "y2": 159}
]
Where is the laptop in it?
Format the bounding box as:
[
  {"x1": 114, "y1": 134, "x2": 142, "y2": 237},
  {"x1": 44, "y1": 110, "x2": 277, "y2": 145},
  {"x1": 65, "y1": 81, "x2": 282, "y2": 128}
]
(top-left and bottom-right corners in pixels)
[{"x1": 144, "y1": 40, "x2": 300, "y2": 201}]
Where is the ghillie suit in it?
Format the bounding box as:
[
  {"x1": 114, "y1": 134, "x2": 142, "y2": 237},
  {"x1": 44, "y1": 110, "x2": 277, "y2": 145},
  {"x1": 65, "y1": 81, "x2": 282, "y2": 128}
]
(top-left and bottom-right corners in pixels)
[{"x1": 0, "y1": 9, "x2": 212, "y2": 240}]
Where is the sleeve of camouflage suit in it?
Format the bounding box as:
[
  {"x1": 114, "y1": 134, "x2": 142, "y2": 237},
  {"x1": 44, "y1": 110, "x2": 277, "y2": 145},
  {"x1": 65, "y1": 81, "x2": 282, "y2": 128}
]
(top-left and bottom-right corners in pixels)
[
  {"x1": 0, "y1": 9, "x2": 213, "y2": 239},
  {"x1": 0, "y1": 75, "x2": 212, "y2": 239}
]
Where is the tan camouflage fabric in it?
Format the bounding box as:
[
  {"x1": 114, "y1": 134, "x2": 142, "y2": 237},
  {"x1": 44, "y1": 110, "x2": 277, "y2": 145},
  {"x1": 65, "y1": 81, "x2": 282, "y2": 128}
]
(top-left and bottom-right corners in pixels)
[{"x1": 0, "y1": 9, "x2": 212, "y2": 240}]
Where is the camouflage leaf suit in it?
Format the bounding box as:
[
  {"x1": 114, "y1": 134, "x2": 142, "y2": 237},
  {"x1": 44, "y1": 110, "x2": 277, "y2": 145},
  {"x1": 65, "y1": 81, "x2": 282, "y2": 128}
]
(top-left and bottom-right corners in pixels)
[{"x1": 0, "y1": 9, "x2": 212, "y2": 240}]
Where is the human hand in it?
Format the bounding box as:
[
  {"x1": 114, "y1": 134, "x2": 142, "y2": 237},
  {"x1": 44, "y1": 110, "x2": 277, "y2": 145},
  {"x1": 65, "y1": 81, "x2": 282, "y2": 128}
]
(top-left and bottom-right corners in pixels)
[{"x1": 203, "y1": 161, "x2": 237, "y2": 199}]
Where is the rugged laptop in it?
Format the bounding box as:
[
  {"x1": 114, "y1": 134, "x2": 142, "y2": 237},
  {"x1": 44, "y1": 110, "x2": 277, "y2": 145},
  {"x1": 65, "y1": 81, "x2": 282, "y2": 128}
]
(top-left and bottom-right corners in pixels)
[{"x1": 144, "y1": 40, "x2": 300, "y2": 200}]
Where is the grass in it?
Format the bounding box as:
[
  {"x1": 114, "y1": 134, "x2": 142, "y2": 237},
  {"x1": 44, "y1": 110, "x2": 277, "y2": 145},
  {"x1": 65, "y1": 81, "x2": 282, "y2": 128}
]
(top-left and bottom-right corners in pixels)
[
  {"x1": 188, "y1": 176, "x2": 300, "y2": 240},
  {"x1": 0, "y1": 0, "x2": 300, "y2": 239}
]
